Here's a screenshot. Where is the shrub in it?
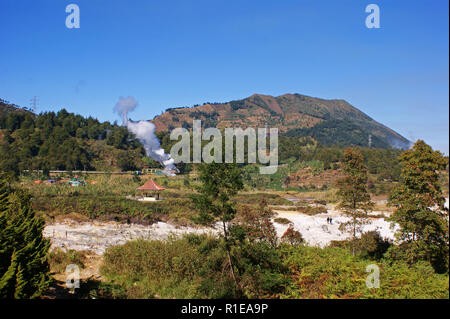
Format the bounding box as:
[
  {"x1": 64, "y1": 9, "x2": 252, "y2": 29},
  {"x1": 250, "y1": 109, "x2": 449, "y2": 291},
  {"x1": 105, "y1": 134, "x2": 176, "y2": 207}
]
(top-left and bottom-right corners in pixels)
[
  {"x1": 100, "y1": 234, "x2": 287, "y2": 299},
  {"x1": 281, "y1": 226, "x2": 304, "y2": 246},
  {"x1": 330, "y1": 231, "x2": 391, "y2": 260},
  {"x1": 274, "y1": 217, "x2": 291, "y2": 225},
  {"x1": 48, "y1": 248, "x2": 86, "y2": 274},
  {"x1": 296, "y1": 205, "x2": 327, "y2": 215},
  {"x1": 281, "y1": 245, "x2": 449, "y2": 299}
]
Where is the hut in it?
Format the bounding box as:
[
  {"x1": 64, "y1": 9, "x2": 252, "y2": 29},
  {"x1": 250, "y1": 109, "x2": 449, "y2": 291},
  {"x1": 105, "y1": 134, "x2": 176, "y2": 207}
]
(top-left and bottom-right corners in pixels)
[{"x1": 136, "y1": 179, "x2": 165, "y2": 201}]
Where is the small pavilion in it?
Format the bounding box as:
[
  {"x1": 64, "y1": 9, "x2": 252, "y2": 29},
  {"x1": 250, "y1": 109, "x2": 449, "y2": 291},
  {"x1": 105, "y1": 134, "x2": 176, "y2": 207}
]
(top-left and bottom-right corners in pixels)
[{"x1": 136, "y1": 179, "x2": 165, "y2": 201}]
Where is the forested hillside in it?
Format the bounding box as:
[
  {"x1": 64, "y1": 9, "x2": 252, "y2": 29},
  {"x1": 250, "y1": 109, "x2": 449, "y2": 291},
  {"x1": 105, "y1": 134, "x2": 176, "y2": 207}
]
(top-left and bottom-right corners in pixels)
[{"x1": 0, "y1": 100, "x2": 154, "y2": 175}]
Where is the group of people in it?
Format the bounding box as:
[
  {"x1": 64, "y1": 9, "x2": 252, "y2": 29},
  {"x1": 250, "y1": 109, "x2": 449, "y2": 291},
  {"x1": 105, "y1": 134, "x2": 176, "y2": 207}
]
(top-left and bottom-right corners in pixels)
[{"x1": 326, "y1": 216, "x2": 333, "y2": 224}]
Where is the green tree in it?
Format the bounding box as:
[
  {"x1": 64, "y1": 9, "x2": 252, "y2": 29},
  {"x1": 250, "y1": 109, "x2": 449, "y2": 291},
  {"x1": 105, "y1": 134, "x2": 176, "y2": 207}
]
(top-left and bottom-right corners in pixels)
[
  {"x1": 116, "y1": 152, "x2": 137, "y2": 172},
  {"x1": 233, "y1": 199, "x2": 278, "y2": 248},
  {"x1": 0, "y1": 176, "x2": 51, "y2": 298},
  {"x1": 336, "y1": 148, "x2": 374, "y2": 255},
  {"x1": 388, "y1": 140, "x2": 449, "y2": 273},
  {"x1": 281, "y1": 225, "x2": 304, "y2": 246},
  {"x1": 191, "y1": 162, "x2": 244, "y2": 293}
]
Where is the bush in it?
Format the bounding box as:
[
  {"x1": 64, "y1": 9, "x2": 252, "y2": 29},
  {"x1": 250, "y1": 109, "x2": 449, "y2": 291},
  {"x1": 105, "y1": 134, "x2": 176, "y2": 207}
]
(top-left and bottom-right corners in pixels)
[
  {"x1": 358, "y1": 231, "x2": 391, "y2": 260},
  {"x1": 100, "y1": 234, "x2": 287, "y2": 299},
  {"x1": 48, "y1": 248, "x2": 86, "y2": 274},
  {"x1": 274, "y1": 217, "x2": 291, "y2": 225},
  {"x1": 296, "y1": 205, "x2": 327, "y2": 215},
  {"x1": 281, "y1": 226, "x2": 304, "y2": 246},
  {"x1": 330, "y1": 231, "x2": 391, "y2": 260},
  {"x1": 101, "y1": 236, "x2": 232, "y2": 298},
  {"x1": 281, "y1": 245, "x2": 449, "y2": 299}
]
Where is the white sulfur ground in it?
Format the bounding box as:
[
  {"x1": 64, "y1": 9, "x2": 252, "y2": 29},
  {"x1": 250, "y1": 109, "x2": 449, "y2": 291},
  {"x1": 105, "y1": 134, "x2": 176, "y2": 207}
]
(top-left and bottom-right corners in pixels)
[
  {"x1": 272, "y1": 198, "x2": 449, "y2": 247},
  {"x1": 272, "y1": 209, "x2": 398, "y2": 248},
  {"x1": 44, "y1": 220, "x2": 218, "y2": 255},
  {"x1": 43, "y1": 198, "x2": 448, "y2": 254},
  {"x1": 43, "y1": 212, "x2": 395, "y2": 254}
]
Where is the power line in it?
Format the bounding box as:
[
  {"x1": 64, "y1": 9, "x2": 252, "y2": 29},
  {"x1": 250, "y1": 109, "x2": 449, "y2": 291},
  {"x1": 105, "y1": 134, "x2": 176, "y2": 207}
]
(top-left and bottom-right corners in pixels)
[{"x1": 30, "y1": 96, "x2": 38, "y2": 113}]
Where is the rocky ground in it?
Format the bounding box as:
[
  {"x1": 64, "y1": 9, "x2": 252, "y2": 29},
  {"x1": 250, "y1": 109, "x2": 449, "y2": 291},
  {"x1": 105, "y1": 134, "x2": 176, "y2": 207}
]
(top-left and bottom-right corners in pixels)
[
  {"x1": 272, "y1": 207, "x2": 397, "y2": 247},
  {"x1": 43, "y1": 203, "x2": 400, "y2": 254},
  {"x1": 44, "y1": 220, "x2": 218, "y2": 255}
]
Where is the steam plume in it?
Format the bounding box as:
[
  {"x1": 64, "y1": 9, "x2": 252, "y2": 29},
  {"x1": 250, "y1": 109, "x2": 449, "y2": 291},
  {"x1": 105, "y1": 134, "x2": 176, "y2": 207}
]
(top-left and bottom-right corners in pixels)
[
  {"x1": 114, "y1": 96, "x2": 176, "y2": 176},
  {"x1": 114, "y1": 96, "x2": 137, "y2": 125}
]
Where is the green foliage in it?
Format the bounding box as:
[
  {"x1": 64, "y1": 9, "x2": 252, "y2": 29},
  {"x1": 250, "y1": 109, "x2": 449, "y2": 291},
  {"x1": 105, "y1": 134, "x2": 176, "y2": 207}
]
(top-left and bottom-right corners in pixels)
[
  {"x1": 22, "y1": 175, "x2": 199, "y2": 225},
  {"x1": 388, "y1": 140, "x2": 449, "y2": 273},
  {"x1": 233, "y1": 192, "x2": 292, "y2": 206},
  {"x1": 191, "y1": 162, "x2": 244, "y2": 294},
  {"x1": 0, "y1": 175, "x2": 51, "y2": 298},
  {"x1": 100, "y1": 235, "x2": 448, "y2": 299},
  {"x1": 101, "y1": 234, "x2": 287, "y2": 299},
  {"x1": 33, "y1": 194, "x2": 171, "y2": 223},
  {"x1": 191, "y1": 163, "x2": 244, "y2": 226},
  {"x1": 336, "y1": 149, "x2": 374, "y2": 243},
  {"x1": 117, "y1": 152, "x2": 138, "y2": 171},
  {"x1": 330, "y1": 231, "x2": 391, "y2": 260},
  {"x1": 0, "y1": 107, "x2": 144, "y2": 175},
  {"x1": 281, "y1": 245, "x2": 449, "y2": 299},
  {"x1": 232, "y1": 199, "x2": 278, "y2": 248},
  {"x1": 296, "y1": 205, "x2": 327, "y2": 215},
  {"x1": 281, "y1": 226, "x2": 304, "y2": 246},
  {"x1": 229, "y1": 100, "x2": 247, "y2": 111},
  {"x1": 48, "y1": 248, "x2": 86, "y2": 274},
  {"x1": 273, "y1": 217, "x2": 292, "y2": 225},
  {"x1": 101, "y1": 236, "x2": 232, "y2": 298},
  {"x1": 285, "y1": 119, "x2": 391, "y2": 148}
]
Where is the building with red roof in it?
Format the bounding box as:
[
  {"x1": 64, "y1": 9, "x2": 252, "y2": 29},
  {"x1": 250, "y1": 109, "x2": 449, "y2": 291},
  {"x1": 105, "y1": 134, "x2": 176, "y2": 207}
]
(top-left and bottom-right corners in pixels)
[{"x1": 136, "y1": 179, "x2": 165, "y2": 201}]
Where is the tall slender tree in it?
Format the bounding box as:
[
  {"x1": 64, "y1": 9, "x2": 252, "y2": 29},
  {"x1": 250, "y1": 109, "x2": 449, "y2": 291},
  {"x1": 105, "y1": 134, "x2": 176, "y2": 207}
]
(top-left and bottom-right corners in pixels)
[
  {"x1": 191, "y1": 162, "x2": 244, "y2": 293},
  {"x1": 336, "y1": 148, "x2": 374, "y2": 255},
  {"x1": 388, "y1": 140, "x2": 449, "y2": 273}
]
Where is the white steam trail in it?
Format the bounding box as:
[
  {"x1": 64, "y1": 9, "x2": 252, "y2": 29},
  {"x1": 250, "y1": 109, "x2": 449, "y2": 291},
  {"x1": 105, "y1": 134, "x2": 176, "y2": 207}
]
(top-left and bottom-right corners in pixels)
[{"x1": 114, "y1": 96, "x2": 176, "y2": 176}]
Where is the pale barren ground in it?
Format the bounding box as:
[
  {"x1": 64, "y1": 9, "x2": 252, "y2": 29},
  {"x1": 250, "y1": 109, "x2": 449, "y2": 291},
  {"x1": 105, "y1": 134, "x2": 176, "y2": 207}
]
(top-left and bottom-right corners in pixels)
[
  {"x1": 43, "y1": 205, "x2": 395, "y2": 255},
  {"x1": 43, "y1": 198, "x2": 448, "y2": 254}
]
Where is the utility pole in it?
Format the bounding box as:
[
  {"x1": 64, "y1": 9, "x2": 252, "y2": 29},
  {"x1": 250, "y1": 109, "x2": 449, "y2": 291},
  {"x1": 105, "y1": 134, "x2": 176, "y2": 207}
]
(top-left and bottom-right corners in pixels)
[{"x1": 30, "y1": 96, "x2": 38, "y2": 113}]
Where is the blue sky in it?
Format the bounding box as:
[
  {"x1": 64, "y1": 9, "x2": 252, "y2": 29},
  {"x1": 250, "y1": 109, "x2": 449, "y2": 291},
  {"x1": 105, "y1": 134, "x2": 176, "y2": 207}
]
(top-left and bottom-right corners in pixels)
[{"x1": 0, "y1": 0, "x2": 448, "y2": 154}]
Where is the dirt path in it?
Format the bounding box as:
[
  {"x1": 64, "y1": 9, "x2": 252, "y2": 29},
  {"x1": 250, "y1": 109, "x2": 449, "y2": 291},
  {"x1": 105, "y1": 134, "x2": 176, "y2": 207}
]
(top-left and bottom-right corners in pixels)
[{"x1": 42, "y1": 253, "x2": 103, "y2": 299}]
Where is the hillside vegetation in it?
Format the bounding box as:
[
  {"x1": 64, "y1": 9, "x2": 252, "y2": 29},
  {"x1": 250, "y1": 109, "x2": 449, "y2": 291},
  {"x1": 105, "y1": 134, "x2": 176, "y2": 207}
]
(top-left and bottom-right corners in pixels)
[
  {"x1": 0, "y1": 100, "x2": 161, "y2": 175},
  {"x1": 151, "y1": 93, "x2": 410, "y2": 149},
  {"x1": 99, "y1": 236, "x2": 449, "y2": 299}
]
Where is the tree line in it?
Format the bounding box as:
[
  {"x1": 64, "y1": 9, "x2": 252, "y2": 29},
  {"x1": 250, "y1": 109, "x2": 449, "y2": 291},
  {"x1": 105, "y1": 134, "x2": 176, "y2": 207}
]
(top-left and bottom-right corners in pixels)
[{"x1": 0, "y1": 109, "x2": 145, "y2": 176}]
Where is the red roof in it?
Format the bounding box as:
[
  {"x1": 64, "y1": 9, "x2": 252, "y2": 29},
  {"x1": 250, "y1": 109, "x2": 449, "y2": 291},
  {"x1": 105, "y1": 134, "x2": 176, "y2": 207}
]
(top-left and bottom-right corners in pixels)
[{"x1": 137, "y1": 179, "x2": 165, "y2": 191}]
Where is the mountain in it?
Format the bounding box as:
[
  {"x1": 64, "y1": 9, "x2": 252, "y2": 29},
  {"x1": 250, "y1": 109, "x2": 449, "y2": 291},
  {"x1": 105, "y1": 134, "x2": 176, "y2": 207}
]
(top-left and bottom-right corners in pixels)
[{"x1": 151, "y1": 93, "x2": 410, "y2": 149}]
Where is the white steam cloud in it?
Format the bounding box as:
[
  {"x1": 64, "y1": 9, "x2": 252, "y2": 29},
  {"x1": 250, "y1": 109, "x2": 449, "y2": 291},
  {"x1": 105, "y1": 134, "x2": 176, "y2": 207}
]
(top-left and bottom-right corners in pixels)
[
  {"x1": 114, "y1": 96, "x2": 138, "y2": 125},
  {"x1": 114, "y1": 96, "x2": 176, "y2": 176}
]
